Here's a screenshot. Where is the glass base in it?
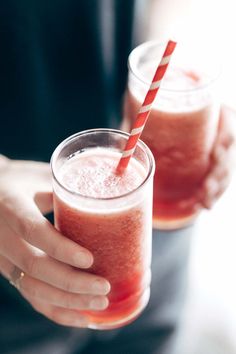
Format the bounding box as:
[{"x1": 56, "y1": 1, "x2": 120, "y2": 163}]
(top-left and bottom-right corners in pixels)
[
  {"x1": 86, "y1": 288, "x2": 150, "y2": 330},
  {"x1": 153, "y1": 211, "x2": 200, "y2": 230}
]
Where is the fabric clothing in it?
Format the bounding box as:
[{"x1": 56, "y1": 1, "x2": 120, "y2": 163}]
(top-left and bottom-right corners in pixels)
[
  {"x1": 0, "y1": 0, "x2": 135, "y2": 161},
  {"x1": 0, "y1": 1, "x2": 191, "y2": 353}
]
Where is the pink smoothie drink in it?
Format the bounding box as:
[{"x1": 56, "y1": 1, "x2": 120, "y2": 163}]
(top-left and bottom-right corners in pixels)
[
  {"x1": 123, "y1": 43, "x2": 220, "y2": 229},
  {"x1": 51, "y1": 130, "x2": 154, "y2": 329}
]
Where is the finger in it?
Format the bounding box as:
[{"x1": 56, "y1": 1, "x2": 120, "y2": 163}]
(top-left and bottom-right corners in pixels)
[
  {"x1": 0, "y1": 193, "x2": 93, "y2": 269},
  {"x1": 218, "y1": 106, "x2": 236, "y2": 148},
  {"x1": 201, "y1": 142, "x2": 235, "y2": 207},
  {"x1": 20, "y1": 275, "x2": 109, "y2": 310},
  {"x1": 24, "y1": 296, "x2": 89, "y2": 328},
  {"x1": 0, "y1": 219, "x2": 110, "y2": 295},
  {"x1": 201, "y1": 175, "x2": 231, "y2": 209},
  {"x1": 211, "y1": 141, "x2": 236, "y2": 167},
  {"x1": 0, "y1": 254, "x2": 108, "y2": 310}
]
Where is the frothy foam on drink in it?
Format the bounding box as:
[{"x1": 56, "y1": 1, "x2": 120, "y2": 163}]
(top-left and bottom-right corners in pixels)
[
  {"x1": 132, "y1": 64, "x2": 214, "y2": 112},
  {"x1": 58, "y1": 148, "x2": 146, "y2": 198}
]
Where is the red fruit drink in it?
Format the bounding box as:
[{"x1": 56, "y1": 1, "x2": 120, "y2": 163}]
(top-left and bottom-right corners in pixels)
[
  {"x1": 51, "y1": 129, "x2": 155, "y2": 329},
  {"x1": 123, "y1": 42, "x2": 220, "y2": 229}
]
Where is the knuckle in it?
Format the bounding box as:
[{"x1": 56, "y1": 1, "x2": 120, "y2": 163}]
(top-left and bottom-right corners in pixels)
[
  {"x1": 48, "y1": 240, "x2": 62, "y2": 260},
  {"x1": 70, "y1": 293, "x2": 84, "y2": 309},
  {"x1": 20, "y1": 214, "x2": 38, "y2": 242},
  {"x1": 61, "y1": 293, "x2": 76, "y2": 309},
  {"x1": 61, "y1": 276, "x2": 75, "y2": 293},
  {"x1": 62, "y1": 293, "x2": 89, "y2": 310},
  {"x1": 21, "y1": 281, "x2": 37, "y2": 299},
  {"x1": 76, "y1": 295, "x2": 88, "y2": 309},
  {"x1": 23, "y1": 255, "x2": 38, "y2": 276}
]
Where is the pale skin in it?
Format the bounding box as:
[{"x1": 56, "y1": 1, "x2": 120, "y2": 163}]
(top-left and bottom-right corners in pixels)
[
  {"x1": 0, "y1": 158, "x2": 110, "y2": 327},
  {"x1": 0, "y1": 106, "x2": 235, "y2": 328}
]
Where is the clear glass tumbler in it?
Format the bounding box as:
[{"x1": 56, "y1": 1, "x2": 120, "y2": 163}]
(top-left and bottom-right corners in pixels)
[
  {"x1": 122, "y1": 41, "x2": 221, "y2": 230},
  {"x1": 51, "y1": 129, "x2": 155, "y2": 329}
]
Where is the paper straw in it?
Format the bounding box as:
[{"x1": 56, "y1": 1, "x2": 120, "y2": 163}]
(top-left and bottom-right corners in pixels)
[{"x1": 116, "y1": 40, "x2": 177, "y2": 174}]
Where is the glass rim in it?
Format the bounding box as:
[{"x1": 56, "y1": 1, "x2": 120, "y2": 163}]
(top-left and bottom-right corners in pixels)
[
  {"x1": 128, "y1": 40, "x2": 221, "y2": 94},
  {"x1": 51, "y1": 128, "x2": 155, "y2": 201}
]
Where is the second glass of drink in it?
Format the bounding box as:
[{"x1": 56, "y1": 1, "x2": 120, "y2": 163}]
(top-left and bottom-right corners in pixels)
[{"x1": 122, "y1": 41, "x2": 221, "y2": 229}]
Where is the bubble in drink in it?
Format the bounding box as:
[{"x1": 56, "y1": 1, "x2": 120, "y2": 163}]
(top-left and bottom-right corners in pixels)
[{"x1": 52, "y1": 142, "x2": 154, "y2": 329}]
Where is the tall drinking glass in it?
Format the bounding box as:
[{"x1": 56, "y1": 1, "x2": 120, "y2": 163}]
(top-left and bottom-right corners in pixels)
[
  {"x1": 122, "y1": 41, "x2": 221, "y2": 229},
  {"x1": 51, "y1": 129, "x2": 155, "y2": 329}
]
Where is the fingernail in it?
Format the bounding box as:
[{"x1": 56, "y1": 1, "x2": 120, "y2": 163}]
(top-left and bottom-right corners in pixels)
[
  {"x1": 75, "y1": 252, "x2": 93, "y2": 268},
  {"x1": 92, "y1": 279, "x2": 111, "y2": 295},
  {"x1": 90, "y1": 297, "x2": 109, "y2": 310}
]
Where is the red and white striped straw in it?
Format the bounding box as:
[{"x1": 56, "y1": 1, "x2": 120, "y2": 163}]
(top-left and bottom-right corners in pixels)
[{"x1": 116, "y1": 40, "x2": 177, "y2": 174}]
